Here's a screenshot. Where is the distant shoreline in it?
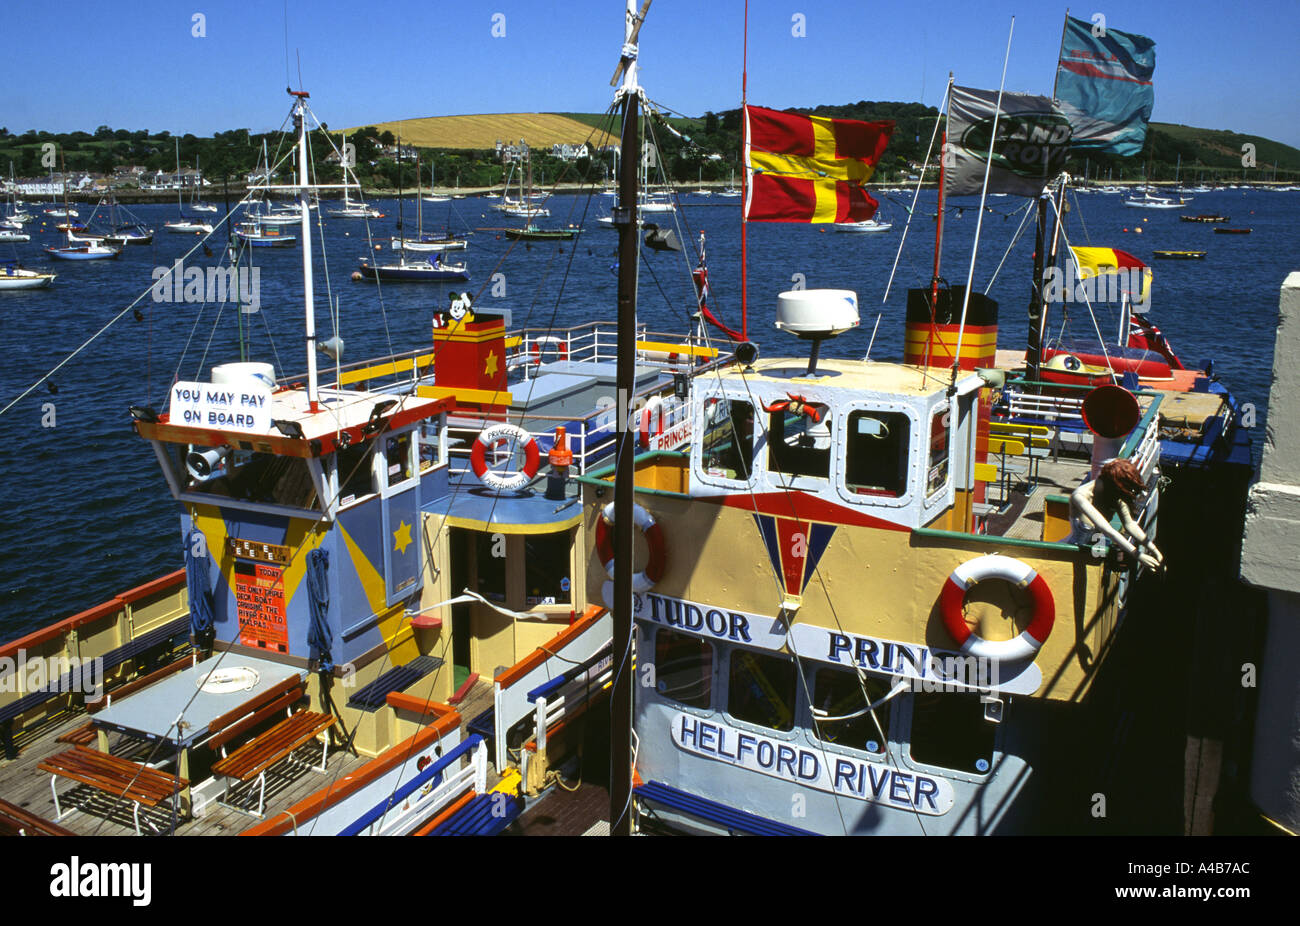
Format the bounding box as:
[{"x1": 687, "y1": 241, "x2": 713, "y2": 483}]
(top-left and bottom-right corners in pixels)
[{"x1": 21, "y1": 178, "x2": 1292, "y2": 205}]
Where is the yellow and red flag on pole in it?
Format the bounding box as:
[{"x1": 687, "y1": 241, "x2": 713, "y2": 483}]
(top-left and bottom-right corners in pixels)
[
  {"x1": 1070, "y1": 246, "x2": 1151, "y2": 298},
  {"x1": 744, "y1": 105, "x2": 893, "y2": 223}
]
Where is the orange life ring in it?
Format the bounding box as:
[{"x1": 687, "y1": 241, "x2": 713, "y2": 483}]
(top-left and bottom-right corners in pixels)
[
  {"x1": 470, "y1": 423, "x2": 539, "y2": 491},
  {"x1": 594, "y1": 502, "x2": 666, "y2": 593},
  {"x1": 938, "y1": 554, "x2": 1054, "y2": 661}
]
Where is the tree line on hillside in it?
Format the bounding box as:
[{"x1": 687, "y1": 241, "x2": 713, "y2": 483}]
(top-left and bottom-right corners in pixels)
[{"x1": 2, "y1": 103, "x2": 1294, "y2": 191}]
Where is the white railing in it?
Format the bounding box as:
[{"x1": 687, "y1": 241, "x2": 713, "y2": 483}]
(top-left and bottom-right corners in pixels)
[
  {"x1": 361, "y1": 739, "x2": 487, "y2": 837},
  {"x1": 1003, "y1": 391, "x2": 1086, "y2": 423},
  {"x1": 492, "y1": 613, "x2": 613, "y2": 767}
]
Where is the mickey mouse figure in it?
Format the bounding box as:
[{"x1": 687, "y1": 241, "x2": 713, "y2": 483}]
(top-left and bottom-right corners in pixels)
[
  {"x1": 448, "y1": 291, "x2": 475, "y2": 324},
  {"x1": 432, "y1": 292, "x2": 475, "y2": 333}
]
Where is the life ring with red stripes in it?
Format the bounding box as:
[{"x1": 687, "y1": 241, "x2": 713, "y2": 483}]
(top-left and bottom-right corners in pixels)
[
  {"x1": 938, "y1": 554, "x2": 1054, "y2": 661},
  {"x1": 594, "y1": 501, "x2": 666, "y2": 593},
  {"x1": 531, "y1": 336, "x2": 568, "y2": 365},
  {"x1": 470, "y1": 423, "x2": 540, "y2": 492}
]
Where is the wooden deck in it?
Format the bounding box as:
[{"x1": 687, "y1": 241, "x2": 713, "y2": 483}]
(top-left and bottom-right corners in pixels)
[
  {"x1": 0, "y1": 707, "x2": 370, "y2": 835},
  {"x1": 0, "y1": 677, "x2": 517, "y2": 836}
]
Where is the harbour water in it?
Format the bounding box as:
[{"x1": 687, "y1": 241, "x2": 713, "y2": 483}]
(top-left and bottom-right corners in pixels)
[{"x1": 1, "y1": 188, "x2": 1294, "y2": 639}]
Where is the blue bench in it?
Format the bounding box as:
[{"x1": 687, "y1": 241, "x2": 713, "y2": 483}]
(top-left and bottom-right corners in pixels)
[
  {"x1": 0, "y1": 615, "x2": 191, "y2": 757},
  {"x1": 635, "y1": 780, "x2": 818, "y2": 836},
  {"x1": 346, "y1": 655, "x2": 444, "y2": 712},
  {"x1": 466, "y1": 707, "x2": 496, "y2": 763},
  {"x1": 429, "y1": 790, "x2": 521, "y2": 836}
]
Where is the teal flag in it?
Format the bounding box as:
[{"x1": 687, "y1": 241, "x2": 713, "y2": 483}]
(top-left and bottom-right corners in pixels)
[{"x1": 1055, "y1": 15, "x2": 1156, "y2": 157}]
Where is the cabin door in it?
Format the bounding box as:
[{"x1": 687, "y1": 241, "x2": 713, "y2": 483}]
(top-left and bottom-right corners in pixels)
[{"x1": 379, "y1": 429, "x2": 423, "y2": 607}]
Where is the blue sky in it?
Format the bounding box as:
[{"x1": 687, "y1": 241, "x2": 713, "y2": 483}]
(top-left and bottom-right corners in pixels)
[{"x1": 4, "y1": 0, "x2": 1298, "y2": 147}]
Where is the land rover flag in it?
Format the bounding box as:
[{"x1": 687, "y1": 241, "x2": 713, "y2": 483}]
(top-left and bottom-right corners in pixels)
[{"x1": 943, "y1": 86, "x2": 1071, "y2": 198}]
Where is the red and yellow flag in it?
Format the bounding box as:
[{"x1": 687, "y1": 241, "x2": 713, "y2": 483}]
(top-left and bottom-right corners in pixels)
[
  {"x1": 744, "y1": 105, "x2": 893, "y2": 223},
  {"x1": 1071, "y1": 246, "x2": 1151, "y2": 297}
]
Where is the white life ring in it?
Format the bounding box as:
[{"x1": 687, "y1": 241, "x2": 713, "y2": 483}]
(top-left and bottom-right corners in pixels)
[
  {"x1": 939, "y1": 554, "x2": 1055, "y2": 661},
  {"x1": 595, "y1": 501, "x2": 666, "y2": 594},
  {"x1": 470, "y1": 423, "x2": 540, "y2": 492}
]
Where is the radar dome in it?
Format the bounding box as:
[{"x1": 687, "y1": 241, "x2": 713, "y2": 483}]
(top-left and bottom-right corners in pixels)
[{"x1": 775, "y1": 289, "x2": 859, "y2": 340}]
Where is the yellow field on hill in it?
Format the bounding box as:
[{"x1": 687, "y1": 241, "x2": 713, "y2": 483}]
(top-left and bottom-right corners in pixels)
[{"x1": 345, "y1": 113, "x2": 614, "y2": 151}]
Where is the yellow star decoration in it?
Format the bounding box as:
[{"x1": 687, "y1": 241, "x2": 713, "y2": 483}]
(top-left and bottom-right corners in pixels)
[
  {"x1": 393, "y1": 520, "x2": 413, "y2": 555},
  {"x1": 484, "y1": 350, "x2": 499, "y2": 378}
]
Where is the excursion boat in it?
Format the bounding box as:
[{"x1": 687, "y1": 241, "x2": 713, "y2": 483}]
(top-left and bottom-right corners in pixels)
[
  {"x1": 1152, "y1": 250, "x2": 1206, "y2": 259},
  {"x1": 577, "y1": 5, "x2": 1253, "y2": 837},
  {"x1": 0, "y1": 85, "x2": 725, "y2": 838},
  {"x1": 1180, "y1": 214, "x2": 1228, "y2": 223}
]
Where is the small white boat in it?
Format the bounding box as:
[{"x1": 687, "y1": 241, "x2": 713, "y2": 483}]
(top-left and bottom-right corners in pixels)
[
  {"x1": 834, "y1": 218, "x2": 892, "y2": 233},
  {"x1": 390, "y1": 235, "x2": 468, "y2": 252},
  {"x1": 1124, "y1": 192, "x2": 1188, "y2": 209},
  {"x1": 165, "y1": 219, "x2": 215, "y2": 233},
  {"x1": 44, "y1": 207, "x2": 79, "y2": 218},
  {"x1": 0, "y1": 265, "x2": 55, "y2": 288},
  {"x1": 0, "y1": 229, "x2": 30, "y2": 242},
  {"x1": 329, "y1": 202, "x2": 384, "y2": 218}
]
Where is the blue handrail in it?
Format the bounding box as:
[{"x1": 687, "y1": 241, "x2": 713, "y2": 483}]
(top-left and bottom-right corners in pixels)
[{"x1": 338, "y1": 734, "x2": 481, "y2": 836}]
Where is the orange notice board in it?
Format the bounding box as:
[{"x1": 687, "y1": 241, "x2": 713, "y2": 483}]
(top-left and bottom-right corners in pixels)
[{"x1": 235, "y1": 561, "x2": 288, "y2": 653}]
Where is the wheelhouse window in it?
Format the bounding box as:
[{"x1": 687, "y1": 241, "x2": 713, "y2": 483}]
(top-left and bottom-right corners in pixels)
[
  {"x1": 727, "y1": 649, "x2": 797, "y2": 732},
  {"x1": 654, "y1": 628, "x2": 713, "y2": 709},
  {"x1": 908, "y1": 692, "x2": 996, "y2": 775},
  {"x1": 524, "y1": 530, "x2": 572, "y2": 607},
  {"x1": 701, "y1": 398, "x2": 754, "y2": 481},
  {"x1": 926, "y1": 407, "x2": 949, "y2": 496},
  {"x1": 385, "y1": 432, "x2": 413, "y2": 485},
  {"x1": 811, "y1": 666, "x2": 891, "y2": 754},
  {"x1": 173, "y1": 443, "x2": 320, "y2": 510},
  {"x1": 844, "y1": 410, "x2": 911, "y2": 497},
  {"x1": 335, "y1": 441, "x2": 377, "y2": 506},
  {"x1": 767, "y1": 406, "x2": 831, "y2": 482}
]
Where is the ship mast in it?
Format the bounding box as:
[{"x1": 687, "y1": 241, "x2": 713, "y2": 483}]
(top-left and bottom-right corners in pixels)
[
  {"x1": 609, "y1": 0, "x2": 650, "y2": 837},
  {"x1": 290, "y1": 90, "x2": 320, "y2": 411}
]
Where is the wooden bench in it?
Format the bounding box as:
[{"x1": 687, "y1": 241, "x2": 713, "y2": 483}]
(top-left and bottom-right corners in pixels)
[
  {"x1": 211, "y1": 710, "x2": 335, "y2": 818},
  {"x1": 204, "y1": 675, "x2": 307, "y2": 753},
  {"x1": 56, "y1": 721, "x2": 98, "y2": 746},
  {"x1": 38, "y1": 745, "x2": 187, "y2": 835},
  {"x1": 0, "y1": 797, "x2": 75, "y2": 836}
]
